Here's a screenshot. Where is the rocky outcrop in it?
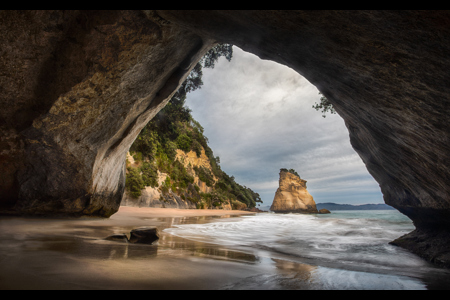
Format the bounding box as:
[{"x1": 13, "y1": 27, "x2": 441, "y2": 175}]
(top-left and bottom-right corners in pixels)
[
  {"x1": 120, "y1": 159, "x2": 197, "y2": 209},
  {"x1": 270, "y1": 170, "x2": 318, "y2": 214},
  {"x1": 1, "y1": 10, "x2": 450, "y2": 266},
  {"x1": 121, "y1": 149, "x2": 232, "y2": 210},
  {"x1": 175, "y1": 148, "x2": 217, "y2": 194}
]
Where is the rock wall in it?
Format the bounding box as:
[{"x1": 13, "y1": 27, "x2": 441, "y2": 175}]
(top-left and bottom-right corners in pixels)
[
  {"x1": 270, "y1": 170, "x2": 318, "y2": 214},
  {"x1": 0, "y1": 10, "x2": 215, "y2": 216}
]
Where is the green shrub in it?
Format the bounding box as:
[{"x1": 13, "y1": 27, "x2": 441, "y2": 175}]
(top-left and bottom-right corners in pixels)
[
  {"x1": 160, "y1": 176, "x2": 171, "y2": 194},
  {"x1": 165, "y1": 140, "x2": 178, "y2": 161},
  {"x1": 194, "y1": 184, "x2": 200, "y2": 193},
  {"x1": 176, "y1": 133, "x2": 192, "y2": 152},
  {"x1": 132, "y1": 152, "x2": 143, "y2": 163},
  {"x1": 191, "y1": 139, "x2": 202, "y2": 157},
  {"x1": 280, "y1": 168, "x2": 300, "y2": 178},
  {"x1": 157, "y1": 152, "x2": 172, "y2": 174},
  {"x1": 193, "y1": 166, "x2": 214, "y2": 187},
  {"x1": 125, "y1": 167, "x2": 145, "y2": 198},
  {"x1": 140, "y1": 161, "x2": 158, "y2": 187}
]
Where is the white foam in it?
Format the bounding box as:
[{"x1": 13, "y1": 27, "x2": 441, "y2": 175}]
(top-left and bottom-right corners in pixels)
[
  {"x1": 165, "y1": 211, "x2": 430, "y2": 274},
  {"x1": 313, "y1": 267, "x2": 426, "y2": 290}
]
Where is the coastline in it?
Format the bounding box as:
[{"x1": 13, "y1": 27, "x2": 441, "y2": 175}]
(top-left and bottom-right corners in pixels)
[
  {"x1": 0, "y1": 206, "x2": 266, "y2": 290},
  {"x1": 2, "y1": 207, "x2": 444, "y2": 290},
  {"x1": 113, "y1": 206, "x2": 256, "y2": 220}
]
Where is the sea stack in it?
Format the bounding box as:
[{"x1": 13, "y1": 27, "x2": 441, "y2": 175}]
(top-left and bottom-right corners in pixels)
[{"x1": 270, "y1": 169, "x2": 318, "y2": 214}]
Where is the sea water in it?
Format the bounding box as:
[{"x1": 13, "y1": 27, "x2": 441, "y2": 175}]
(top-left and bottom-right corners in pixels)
[{"x1": 164, "y1": 210, "x2": 450, "y2": 289}]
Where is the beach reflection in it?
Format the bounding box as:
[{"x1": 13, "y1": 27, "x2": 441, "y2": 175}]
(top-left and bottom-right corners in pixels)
[
  {"x1": 0, "y1": 210, "x2": 434, "y2": 290},
  {"x1": 158, "y1": 228, "x2": 258, "y2": 264},
  {"x1": 0, "y1": 212, "x2": 263, "y2": 289},
  {"x1": 0, "y1": 213, "x2": 258, "y2": 266}
]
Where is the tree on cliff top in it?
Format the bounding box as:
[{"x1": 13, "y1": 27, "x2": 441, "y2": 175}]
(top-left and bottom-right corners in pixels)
[{"x1": 280, "y1": 168, "x2": 300, "y2": 178}]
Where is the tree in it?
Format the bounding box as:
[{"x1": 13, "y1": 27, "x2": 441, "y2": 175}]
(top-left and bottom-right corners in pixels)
[
  {"x1": 281, "y1": 168, "x2": 300, "y2": 178},
  {"x1": 200, "y1": 43, "x2": 233, "y2": 69},
  {"x1": 312, "y1": 92, "x2": 336, "y2": 118},
  {"x1": 288, "y1": 168, "x2": 300, "y2": 178}
]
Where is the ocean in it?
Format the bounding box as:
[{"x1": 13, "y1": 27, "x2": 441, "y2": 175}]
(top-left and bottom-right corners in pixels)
[{"x1": 164, "y1": 210, "x2": 450, "y2": 290}]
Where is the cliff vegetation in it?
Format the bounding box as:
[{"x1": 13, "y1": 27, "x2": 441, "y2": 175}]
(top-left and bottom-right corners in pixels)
[{"x1": 124, "y1": 44, "x2": 262, "y2": 210}]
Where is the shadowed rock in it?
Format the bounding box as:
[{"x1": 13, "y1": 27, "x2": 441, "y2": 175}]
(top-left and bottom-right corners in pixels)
[
  {"x1": 105, "y1": 227, "x2": 160, "y2": 244},
  {"x1": 128, "y1": 227, "x2": 160, "y2": 244}
]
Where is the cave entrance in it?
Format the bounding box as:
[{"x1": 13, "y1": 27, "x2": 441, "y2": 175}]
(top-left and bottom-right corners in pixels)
[{"x1": 146, "y1": 45, "x2": 385, "y2": 208}]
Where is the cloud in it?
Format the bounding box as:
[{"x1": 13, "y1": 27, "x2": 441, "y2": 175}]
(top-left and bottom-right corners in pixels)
[{"x1": 185, "y1": 46, "x2": 384, "y2": 206}]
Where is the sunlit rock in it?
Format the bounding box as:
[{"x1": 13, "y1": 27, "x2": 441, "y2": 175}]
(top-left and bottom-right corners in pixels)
[{"x1": 270, "y1": 170, "x2": 318, "y2": 214}]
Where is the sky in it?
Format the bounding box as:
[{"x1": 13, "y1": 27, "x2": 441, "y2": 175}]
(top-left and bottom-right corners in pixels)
[{"x1": 184, "y1": 46, "x2": 384, "y2": 207}]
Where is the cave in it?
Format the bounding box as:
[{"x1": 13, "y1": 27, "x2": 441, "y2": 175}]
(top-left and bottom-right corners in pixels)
[{"x1": 0, "y1": 10, "x2": 449, "y2": 266}]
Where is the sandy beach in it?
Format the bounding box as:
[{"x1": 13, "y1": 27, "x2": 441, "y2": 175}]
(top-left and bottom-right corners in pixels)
[
  {"x1": 1, "y1": 206, "x2": 449, "y2": 290},
  {"x1": 0, "y1": 206, "x2": 275, "y2": 290}
]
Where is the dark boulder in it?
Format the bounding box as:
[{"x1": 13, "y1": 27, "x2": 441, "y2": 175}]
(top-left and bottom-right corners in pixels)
[
  {"x1": 128, "y1": 227, "x2": 160, "y2": 245},
  {"x1": 104, "y1": 227, "x2": 160, "y2": 244}
]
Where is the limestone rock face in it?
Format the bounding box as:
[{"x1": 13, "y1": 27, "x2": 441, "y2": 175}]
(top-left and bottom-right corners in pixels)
[
  {"x1": 175, "y1": 148, "x2": 217, "y2": 194},
  {"x1": 270, "y1": 171, "x2": 318, "y2": 214},
  {"x1": 121, "y1": 148, "x2": 232, "y2": 210}
]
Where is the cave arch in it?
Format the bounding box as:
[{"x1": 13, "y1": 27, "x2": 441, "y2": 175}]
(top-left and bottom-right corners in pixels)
[
  {"x1": 183, "y1": 45, "x2": 384, "y2": 206},
  {"x1": 0, "y1": 10, "x2": 449, "y2": 266}
]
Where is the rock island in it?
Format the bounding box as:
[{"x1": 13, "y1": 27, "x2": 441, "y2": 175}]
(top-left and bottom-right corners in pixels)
[{"x1": 270, "y1": 169, "x2": 319, "y2": 214}]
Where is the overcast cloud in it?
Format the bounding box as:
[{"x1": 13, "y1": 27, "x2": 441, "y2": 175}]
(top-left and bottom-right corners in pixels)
[{"x1": 185, "y1": 47, "x2": 384, "y2": 207}]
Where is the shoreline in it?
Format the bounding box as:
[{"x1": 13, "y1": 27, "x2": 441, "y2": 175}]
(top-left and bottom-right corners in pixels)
[
  {"x1": 114, "y1": 206, "x2": 257, "y2": 219},
  {"x1": 0, "y1": 206, "x2": 266, "y2": 290},
  {"x1": 103, "y1": 206, "x2": 258, "y2": 230},
  {"x1": 2, "y1": 207, "x2": 443, "y2": 290}
]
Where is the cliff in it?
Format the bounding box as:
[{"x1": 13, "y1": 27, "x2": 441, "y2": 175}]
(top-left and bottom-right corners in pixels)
[
  {"x1": 270, "y1": 170, "x2": 318, "y2": 214},
  {"x1": 122, "y1": 147, "x2": 232, "y2": 210}
]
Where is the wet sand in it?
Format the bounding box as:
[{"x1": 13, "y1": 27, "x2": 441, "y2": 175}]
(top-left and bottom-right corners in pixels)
[
  {"x1": 1, "y1": 206, "x2": 444, "y2": 290},
  {"x1": 0, "y1": 206, "x2": 292, "y2": 290}
]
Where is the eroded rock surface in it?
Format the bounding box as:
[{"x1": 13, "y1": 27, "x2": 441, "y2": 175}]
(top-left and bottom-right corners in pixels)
[
  {"x1": 270, "y1": 170, "x2": 318, "y2": 214},
  {"x1": 0, "y1": 10, "x2": 214, "y2": 216}
]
